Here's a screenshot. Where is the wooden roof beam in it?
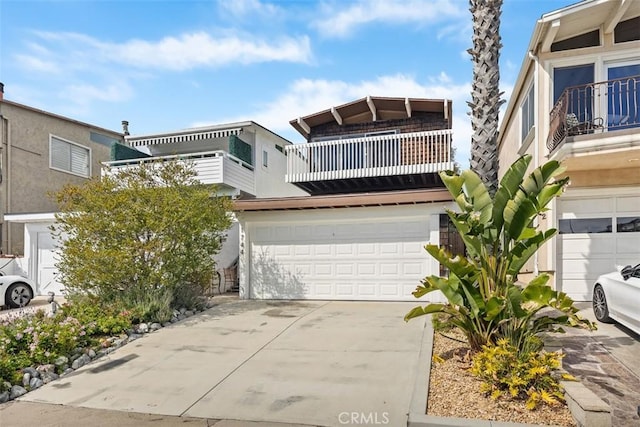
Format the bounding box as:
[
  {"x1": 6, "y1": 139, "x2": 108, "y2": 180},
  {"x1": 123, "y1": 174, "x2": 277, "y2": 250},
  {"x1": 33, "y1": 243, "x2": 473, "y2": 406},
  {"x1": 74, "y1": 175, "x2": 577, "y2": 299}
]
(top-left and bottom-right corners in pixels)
[
  {"x1": 605, "y1": 0, "x2": 631, "y2": 34},
  {"x1": 405, "y1": 98, "x2": 412, "y2": 118},
  {"x1": 541, "y1": 19, "x2": 561, "y2": 53},
  {"x1": 366, "y1": 95, "x2": 377, "y2": 121},
  {"x1": 296, "y1": 117, "x2": 311, "y2": 135},
  {"x1": 331, "y1": 106, "x2": 343, "y2": 125}
]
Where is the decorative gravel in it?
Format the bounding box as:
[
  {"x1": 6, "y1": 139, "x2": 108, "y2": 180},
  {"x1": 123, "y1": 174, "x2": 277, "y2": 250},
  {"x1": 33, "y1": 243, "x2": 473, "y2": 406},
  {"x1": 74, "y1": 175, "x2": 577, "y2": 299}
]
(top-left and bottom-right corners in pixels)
[{"x1": 427, "y1": 330, "x2": 577, "y2": 427}]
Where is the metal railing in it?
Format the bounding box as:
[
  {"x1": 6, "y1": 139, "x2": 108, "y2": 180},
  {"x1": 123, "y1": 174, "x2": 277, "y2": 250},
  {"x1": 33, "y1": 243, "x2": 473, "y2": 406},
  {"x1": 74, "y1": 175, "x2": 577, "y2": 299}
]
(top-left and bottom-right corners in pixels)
[
  {"x1": 548, "y1": 74, "x2": 640, "y2": 152},
  {"x1": 285, "y1": 130, "x2": 453, "y2": 183}
]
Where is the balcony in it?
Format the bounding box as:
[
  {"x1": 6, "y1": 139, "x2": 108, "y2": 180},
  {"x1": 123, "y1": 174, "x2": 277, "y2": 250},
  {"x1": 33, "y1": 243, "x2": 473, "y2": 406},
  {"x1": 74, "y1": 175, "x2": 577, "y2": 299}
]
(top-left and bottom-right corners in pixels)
[
  {"x1": 548, "y1": 75, "x2": 640, "y2": 154},
  {"x1": 103, "y1": 150, "x2": 255, "y2": 196},
  {"x1": 285, "y1": 130, "x2": 453, "y2": 195}
]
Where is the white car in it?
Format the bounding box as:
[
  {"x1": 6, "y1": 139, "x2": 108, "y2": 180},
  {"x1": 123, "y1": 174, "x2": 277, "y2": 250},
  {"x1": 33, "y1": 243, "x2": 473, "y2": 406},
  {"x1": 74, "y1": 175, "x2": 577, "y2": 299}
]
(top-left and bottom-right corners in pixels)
[
  {"x1": 0, "y1": 275, "x2": 36, "y2": 308},
  {"x1": 593, "y1": 264, "x2": 640, "y2": 336}
]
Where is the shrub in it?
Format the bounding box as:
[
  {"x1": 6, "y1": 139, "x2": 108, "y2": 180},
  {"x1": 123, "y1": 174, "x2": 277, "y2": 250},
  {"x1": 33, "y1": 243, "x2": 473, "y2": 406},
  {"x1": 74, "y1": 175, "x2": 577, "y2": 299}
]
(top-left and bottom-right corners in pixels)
[
  {"x1": 405, "y1": 155, "x2": 595, "y2": 351},
  {"x1": 52, "y1": 160, "x2": 232, "y2": 313},
  {"x1": 61, "y1": 296, "x2": 132, "y2": 336},
  {"x1": 471, "y1": 338, "x2": 572, "y2": 410}
]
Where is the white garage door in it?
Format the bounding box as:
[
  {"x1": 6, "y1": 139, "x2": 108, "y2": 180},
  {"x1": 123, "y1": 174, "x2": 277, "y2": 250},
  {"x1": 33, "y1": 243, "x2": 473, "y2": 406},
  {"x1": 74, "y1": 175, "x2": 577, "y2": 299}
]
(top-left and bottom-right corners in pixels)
[
  {"x1": 37, "y1": 231, "x2": 64, "y2": 296},
  {"x1": 558, "y1": 194, "x2": 640, "y2": 301},
  {"x1": 247, "y1": 208, "x2": 440, "y2": 301}
]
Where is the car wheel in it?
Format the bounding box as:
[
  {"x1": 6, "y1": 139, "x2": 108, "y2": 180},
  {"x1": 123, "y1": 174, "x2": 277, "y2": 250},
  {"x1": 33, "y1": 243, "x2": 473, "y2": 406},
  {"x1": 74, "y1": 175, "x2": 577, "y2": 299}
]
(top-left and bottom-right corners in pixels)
[
  {"x1": 592, "y1": 284, "x2": 612, "y2": 323},
  {"x1": 6, "y1": 282, "x2": 33, "y2": 308}
]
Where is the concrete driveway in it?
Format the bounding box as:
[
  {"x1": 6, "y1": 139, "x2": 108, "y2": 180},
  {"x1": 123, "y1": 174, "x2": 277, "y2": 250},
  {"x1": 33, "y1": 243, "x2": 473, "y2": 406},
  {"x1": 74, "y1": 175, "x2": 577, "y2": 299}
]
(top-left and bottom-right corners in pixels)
[{"x1": 11, "y1": 299, "x2": 428, "y2": 426}]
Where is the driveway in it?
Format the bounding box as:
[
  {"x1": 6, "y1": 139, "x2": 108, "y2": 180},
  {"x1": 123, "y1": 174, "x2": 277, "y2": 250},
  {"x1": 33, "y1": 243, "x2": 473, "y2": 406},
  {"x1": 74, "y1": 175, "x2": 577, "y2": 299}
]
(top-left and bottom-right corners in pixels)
[
  {"x1": 545, "y1": 302, "x2": 640, "y2": 427},
  {"x1": 7, "y1": 299, "x2": 427, "y2": 426}
]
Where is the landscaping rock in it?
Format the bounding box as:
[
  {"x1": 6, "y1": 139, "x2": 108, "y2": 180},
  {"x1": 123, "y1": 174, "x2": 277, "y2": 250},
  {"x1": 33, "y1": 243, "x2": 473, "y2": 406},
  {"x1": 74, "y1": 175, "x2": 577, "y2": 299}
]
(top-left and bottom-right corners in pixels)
[
  {"x1": 0, "y1": 391, "x2": 8, "y2": 404},
  {"x1": 128, "y1": 333, "x2": 142, "y2": 341},
  {"x1": 87, "y1": 349, "x2": 96, "y2": 359},
  {"x1": 41, "y1": 372, "x2": 59, "y2": 384},
  {"x1": 113, "y1": 338, "x2": 125, "y2": 347},
  {"x1": 29, "y1": 377, "x2": 44, "y2": 390},
  {"x1": 177, "y1": 314, "x2": 186, "y2": 321},
  {"x1": 63, "y1": 368, "x2": 74, "y2": 376},
  {"x1": 37, "y1": 364, "x2": 55, "y2": 374},
  {"x1": 22, "y1": 373, "x2": 31, "y2": 388},
  {"x1": 150, "y1": 322, "x2": 161, "y2": 331},
  {"x1": 179, "y1": 307, "x2": 187, "y2": 315},
  {"x1": 137, "y1": 323, "x2": 149, "y2": 334},
  {"x1": 161, "y1": 322, "x2": 171, "y2": 328},
  {"x1": 71, "y1": 354, "x2": 91, "y2": 370},
  {"x1": 54, "y1": 356, "x2": 69, "y2": 368},
  {"x1": 9, "y1": 385, "x2": 27, "y2": 400},
  {"x1": 184, "y1": 310, "x2": 194, "y2": 317},
  {"x1": 23, "y1": 367, "x2": 39, "y2": 378},
  {"x1": 170, "y1": 317, "x2": 178, "y2": 323}
]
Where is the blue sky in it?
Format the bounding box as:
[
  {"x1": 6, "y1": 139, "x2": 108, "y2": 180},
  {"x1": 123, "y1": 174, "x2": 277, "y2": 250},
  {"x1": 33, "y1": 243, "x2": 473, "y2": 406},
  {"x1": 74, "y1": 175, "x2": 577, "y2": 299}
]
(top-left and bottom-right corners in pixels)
[{"x1": 0, "y1": 0, "x2": 576, "y2": 167}]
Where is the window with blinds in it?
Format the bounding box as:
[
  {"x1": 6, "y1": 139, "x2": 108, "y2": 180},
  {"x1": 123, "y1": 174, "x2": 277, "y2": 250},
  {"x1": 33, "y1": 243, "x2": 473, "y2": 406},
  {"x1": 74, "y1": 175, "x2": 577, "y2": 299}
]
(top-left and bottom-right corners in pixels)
[{"x1": 50, "y1": 136, "x2": 91, "y2": 177}]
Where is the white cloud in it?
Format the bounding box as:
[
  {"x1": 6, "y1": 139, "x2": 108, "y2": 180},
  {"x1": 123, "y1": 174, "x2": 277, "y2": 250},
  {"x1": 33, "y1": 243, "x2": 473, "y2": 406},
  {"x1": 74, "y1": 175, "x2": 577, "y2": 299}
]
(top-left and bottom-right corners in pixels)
[
  {"x1": 26, "y1": 30, "x2": 312, "y2": 71},
  {"x1": 194, "y1": 73, "x2": 474, "y2": 168},
  {"x1": 14, "y1": 54, "x2": 60, "y2": 73},
  {"x1": 313, "y1": 0, "x2": 465, "y2": 38},
  {"x1": 218, "y1": 0, "x2": 280, "y2": 17}
]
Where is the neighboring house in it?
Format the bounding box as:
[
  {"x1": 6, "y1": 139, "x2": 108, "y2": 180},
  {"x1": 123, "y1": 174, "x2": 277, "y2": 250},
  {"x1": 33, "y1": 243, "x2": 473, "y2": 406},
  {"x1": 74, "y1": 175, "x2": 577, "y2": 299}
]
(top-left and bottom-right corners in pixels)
[
  {"x1": 497, "y1": 0, "x2": 640, "y2": 301},
  {"x1": 103, "y1": 121, "x2": 308, "y2": 291},
  {"x1": 235, "y1": 96, "x2": 457, "y2": 301},
  {"x1": 0, "y1": 83, "x2": 124, "y2": 296}
]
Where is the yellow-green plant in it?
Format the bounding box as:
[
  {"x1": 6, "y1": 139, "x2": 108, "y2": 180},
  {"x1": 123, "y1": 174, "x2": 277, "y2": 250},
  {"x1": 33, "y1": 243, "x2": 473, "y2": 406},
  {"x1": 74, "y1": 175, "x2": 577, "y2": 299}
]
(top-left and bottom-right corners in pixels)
[
  {"x1": 405, "y1": 155, "x2": 595, "y2": 351},
  {"x1": 52, "y1": 160, "x2": 232, "y2": 313},
  {"x1": 471, "y1": 338, "x2": 575, "y2": 410}
]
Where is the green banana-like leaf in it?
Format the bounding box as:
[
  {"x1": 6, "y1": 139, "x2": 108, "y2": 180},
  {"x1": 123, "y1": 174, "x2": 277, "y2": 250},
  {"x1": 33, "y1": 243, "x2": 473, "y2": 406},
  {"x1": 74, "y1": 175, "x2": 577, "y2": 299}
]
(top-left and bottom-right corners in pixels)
[
  {"x1": 538, "y1": 179, "x2": 569, "y2": 209},
  {"x1": 404, "y1": 303, "x2": 447, "y2": 321},
  {"x1": 521, "y1": 160, "x2": 566, "y2": 196},
  {"x1": 460, "y1": 280, "x2": 484, "y2": 317},
  {"x1": 425, "y1": 244, "x2": 477, "y2": 280},
  {"x1": 507, "y1": 229, "x2": 557, "y2": 275},
  {"x1": 439, "y1": 171, "x2": 470, "y2": 212},
  {"x1": 492, "y1": 155, "x2": 531, "y2": 233},
  {"x1": 505, "y1": 284, "x2": 528, "y2": 318},
  {"x1": 484, "y1": 296, "x2": 506, "y2": 320},
  {"x1": 460, "y1": 169, "x2": 493, "y2": 224},
  {"x1": 446, "y1": 211, "x2": 482, "y2": 258}
]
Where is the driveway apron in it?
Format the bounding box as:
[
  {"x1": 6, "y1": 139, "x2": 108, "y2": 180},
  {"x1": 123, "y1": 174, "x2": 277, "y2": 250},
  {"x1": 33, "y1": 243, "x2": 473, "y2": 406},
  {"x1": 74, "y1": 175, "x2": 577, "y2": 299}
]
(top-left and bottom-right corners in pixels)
[{"x1": 19, "y1": 299, "x2": 426, "y2": 427}]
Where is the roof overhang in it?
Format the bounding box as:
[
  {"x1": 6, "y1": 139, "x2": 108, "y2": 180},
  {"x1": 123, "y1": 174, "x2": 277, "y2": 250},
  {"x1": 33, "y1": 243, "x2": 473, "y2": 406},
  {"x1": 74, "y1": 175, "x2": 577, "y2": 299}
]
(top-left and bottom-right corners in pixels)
[
  {"x1": 290, "y1": 96, "x2": 452, "y2": 139},
  {"x1": 4, "y1": 212, "x2": 56, "y2": 223},
  {"x1": 233, "y1": 188, "x2": 452, "y2": 212}
]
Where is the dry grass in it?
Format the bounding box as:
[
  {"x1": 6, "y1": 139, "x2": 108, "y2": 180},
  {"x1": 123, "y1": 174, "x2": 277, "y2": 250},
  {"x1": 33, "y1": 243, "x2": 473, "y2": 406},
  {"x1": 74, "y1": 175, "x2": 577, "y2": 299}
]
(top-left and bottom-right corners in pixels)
[{"x1": 427, "y1": 329, "x2": 576, "y2": 426}]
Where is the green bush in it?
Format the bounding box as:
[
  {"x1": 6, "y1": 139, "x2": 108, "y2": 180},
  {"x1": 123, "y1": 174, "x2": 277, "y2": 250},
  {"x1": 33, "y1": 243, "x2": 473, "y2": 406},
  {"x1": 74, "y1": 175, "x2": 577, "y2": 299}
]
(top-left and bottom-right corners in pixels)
[
  {"x1": 52, "y1": 160, "x2": 232, "y2": 315},
  {"x1": 61, "y1": 296, "x2": 132, "y2": 336},
  {"x1": 470, "y1": 338, "x2": 572, "y2": 410}
]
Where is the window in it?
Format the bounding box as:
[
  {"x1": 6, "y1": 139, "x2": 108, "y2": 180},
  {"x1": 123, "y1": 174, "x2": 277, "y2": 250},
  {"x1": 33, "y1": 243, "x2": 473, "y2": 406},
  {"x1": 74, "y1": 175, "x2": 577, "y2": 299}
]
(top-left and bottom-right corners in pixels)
[
  {"x1": 521, "y1": 84, "x2": 535, "y2": 141},
  {"x1": 551, "y1": 30, "x2": 600, "y2": 52},
  {"x1": 615, "y1": 16, "x2": 640, "y2": 44},
  {"x1": 262, "y1": 150, "x2": 268, "y2": 167},
  {"x1": 553, "y1": 64, "x2": 595, "y2": 124},
  {"x1": 50, "y1": 136, "x2": 91, "y2": 177},
  {"x1": 606, "y1": 62, "x2": 640, "y2": 130},
  {"x1": 617, "y1": 217, "x2": 640, "y2": 233},
  {"x1": 558, "y1": 218, "x2": 612, "y2": 234}
]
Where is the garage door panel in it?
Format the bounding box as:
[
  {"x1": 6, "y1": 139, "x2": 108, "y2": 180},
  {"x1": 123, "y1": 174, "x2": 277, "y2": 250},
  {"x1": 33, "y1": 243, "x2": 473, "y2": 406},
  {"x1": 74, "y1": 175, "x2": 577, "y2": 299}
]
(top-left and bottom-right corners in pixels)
[
  {"x1": 561, "y1": 236, "x2": 613, "y2": 255},
  {"x1": 249, "y1": 214, "x2": 434, "y2": 301},
  {"x1": 558, "y1": 194, "x2": 640, "y2": 302}
]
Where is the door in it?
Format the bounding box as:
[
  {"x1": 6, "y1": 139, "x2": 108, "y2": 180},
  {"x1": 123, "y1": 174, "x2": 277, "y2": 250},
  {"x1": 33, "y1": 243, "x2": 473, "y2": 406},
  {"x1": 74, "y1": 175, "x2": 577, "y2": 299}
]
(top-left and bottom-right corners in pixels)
[
  {"x1": 248, "y1": 212, "x2": 437, "y2": 301},
  {"x1": 558, "y1": 194, "x2": 640, "y2": 301},
  {"x1": 606, "y1": 62, "x2": 640, "y2": 130},
  {"x1": 37, "y1": 232, "x2": 64, "y2": 296}
]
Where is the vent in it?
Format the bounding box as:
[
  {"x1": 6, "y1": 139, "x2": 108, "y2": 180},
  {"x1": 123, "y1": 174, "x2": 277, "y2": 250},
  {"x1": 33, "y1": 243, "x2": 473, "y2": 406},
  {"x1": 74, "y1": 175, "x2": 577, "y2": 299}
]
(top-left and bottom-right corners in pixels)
[{"x1": 128, "y1": 128, "x2": 243, "y2": 148}]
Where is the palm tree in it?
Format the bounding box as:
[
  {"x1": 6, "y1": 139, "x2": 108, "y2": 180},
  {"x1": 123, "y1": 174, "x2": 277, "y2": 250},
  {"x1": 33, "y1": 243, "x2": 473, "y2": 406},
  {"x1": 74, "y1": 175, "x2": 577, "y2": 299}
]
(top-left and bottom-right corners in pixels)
[{"x1": 468, "y1": 0, "x2": 504, "y2": 196}]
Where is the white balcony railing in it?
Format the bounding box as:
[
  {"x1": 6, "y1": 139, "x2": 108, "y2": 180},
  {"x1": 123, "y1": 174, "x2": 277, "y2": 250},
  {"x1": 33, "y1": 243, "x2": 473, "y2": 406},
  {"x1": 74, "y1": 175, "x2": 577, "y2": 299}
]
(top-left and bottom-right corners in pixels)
[
  {"x1": 103, "y1": 150, "x2": 255, "y2": 195},
  {"x1": 285, "y1": 130, "x2": 453, "y2": 183}
]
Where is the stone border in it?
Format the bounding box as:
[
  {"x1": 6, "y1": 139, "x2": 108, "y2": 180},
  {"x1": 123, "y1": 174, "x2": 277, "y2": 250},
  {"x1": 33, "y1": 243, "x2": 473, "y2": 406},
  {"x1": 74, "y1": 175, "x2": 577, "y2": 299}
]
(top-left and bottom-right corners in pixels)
[{"x1": 407, "y1": 316, "x2": 611, "y2": 427}]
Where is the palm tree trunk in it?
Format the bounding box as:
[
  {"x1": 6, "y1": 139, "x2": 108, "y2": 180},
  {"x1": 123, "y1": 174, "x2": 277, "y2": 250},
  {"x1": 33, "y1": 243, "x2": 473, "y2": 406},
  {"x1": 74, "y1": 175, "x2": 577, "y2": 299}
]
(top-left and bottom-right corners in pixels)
[{"x1": 468, "y1": 0, "x2": 504, "y2": 196}]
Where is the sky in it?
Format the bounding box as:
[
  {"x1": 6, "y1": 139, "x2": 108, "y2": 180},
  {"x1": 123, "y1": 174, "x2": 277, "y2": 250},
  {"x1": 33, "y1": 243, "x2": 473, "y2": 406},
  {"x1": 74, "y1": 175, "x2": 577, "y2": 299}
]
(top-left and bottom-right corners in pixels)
[{"x1": 0, "y1": 0, "x2": 578, "y2": 168}]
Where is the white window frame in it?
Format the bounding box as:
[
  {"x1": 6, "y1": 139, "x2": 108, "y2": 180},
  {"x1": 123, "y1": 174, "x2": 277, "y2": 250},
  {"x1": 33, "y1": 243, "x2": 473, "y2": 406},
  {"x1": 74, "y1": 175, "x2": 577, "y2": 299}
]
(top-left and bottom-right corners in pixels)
[
  {"x1": 262, "y1": 149, "x2": 268, "y2": 168},
  {"x1": 49, "y1": 135, "x2": 91, "y2": 178},
  {"x1": 520, "y1": 83, "x2": 535, "y2": 143}
]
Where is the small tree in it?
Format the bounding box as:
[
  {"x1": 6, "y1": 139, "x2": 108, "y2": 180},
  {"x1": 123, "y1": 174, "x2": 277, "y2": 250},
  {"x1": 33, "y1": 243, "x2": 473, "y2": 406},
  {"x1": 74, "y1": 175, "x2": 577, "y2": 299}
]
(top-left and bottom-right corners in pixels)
[
  {"x1": 405, "y1": 155, "x2": 594, "y2": 352},
  {"x1": 52, "y1": 160, "x2": 232, "y2": 316}
]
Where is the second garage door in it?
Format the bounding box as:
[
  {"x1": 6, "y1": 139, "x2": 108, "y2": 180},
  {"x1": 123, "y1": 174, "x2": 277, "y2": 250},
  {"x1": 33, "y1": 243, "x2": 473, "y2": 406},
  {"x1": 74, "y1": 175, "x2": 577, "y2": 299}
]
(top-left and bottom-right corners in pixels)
[
  {"x1": 244, "y1": 205, "x2": 443, "y2": 301},
  {"x1": 558, "y1": 193, "x2": 640, "y2": 301}
]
